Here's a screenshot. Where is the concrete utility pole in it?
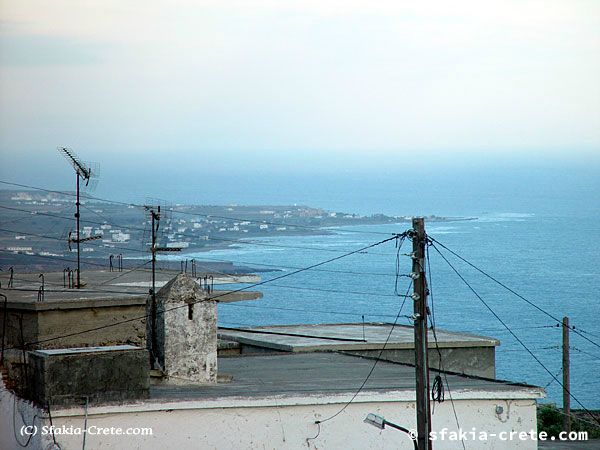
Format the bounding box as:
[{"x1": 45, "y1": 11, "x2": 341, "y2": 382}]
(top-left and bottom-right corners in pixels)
[
  {"x1": 412, "y1": 218, "x2": 432, "y2": 450},
  {"x1": 562, "y1": 316, "x2": 571, "y2": 433}
]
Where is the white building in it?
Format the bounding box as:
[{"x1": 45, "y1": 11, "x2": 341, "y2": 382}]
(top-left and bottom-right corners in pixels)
[
  {"x1": 112, "y1": 232, "x2": 131, "y2": 243},
  {"x1": 0, "y1": 352, "x2": 543, "y2": 450}
]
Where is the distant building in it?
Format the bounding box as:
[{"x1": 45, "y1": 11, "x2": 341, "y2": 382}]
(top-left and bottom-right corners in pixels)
[
  {"x1": 167, "y1": 241, "x2": 189, "y2": 248},
  {"x1": 112, "y1": 232, "x2": 131, "y2": 243},
  {"x1": 6, "y1": 246, "x2": 33, "y2": 252}
]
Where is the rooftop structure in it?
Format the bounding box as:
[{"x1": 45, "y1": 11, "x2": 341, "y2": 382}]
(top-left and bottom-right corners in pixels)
[
  {"x1": 219, "y1": 323, "x2": 499, "y2": 378},
  {"x1": 0, "y1": 271, "x2": 547, "y2": 450},
  {"x1": 1, "y1": 351, "x2": 544, "y2": 450}
]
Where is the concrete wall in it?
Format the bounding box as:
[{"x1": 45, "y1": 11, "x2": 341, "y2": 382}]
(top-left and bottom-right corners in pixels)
[
  {"x1": 11, "y1": 396, "x2": 539, "y2": 450},
  {"x1": 29, "y1": 347, "x2": 149, "y2": 406},
  {"x1": 238, "y1": 345, "x2": 496, "y2": 378},
  {"x1": 0, "y1": 300, "x2": 146, "y2": 351},
  {"x1": 1, "y1": 301, "x2": 147, "y2": 397},
  {"x1": 344, "y1": 346, "x2": 496, "y2": 379}
]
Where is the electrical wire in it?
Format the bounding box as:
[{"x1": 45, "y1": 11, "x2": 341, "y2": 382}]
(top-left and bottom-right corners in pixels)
[
  {"x1": 222, "y1": 302, "x2": 400, "y2": 320},
  {"x1": 428, "y1": 236, "x2": 600, "y2": 352},
  {"x1": 0, "y1": 249, "x2": 108, "y2": 268},
  {"x1": 543, "y1": 368, "x2": 562, "y2": 389},
  {"x1": 0, "y1": 179, "x2": 403, "y2": 237},
  {"x1": 2, "y1": 233, "x2": 404, "y2": 351},
  {"x1": 0, "y1": 204, "x2": 397, "y2": 256},
  {"x1": 426, "y1": 242, "x2": 466, "y2": 450},
  {"x1": 317, "y1": 278, "x2": 415, "y2": 426},
  {"x1": 430, "y1": 241, "x2": 600, "y2": 428},
  {"x1": 315, "y1": 235, "x2": 411, "y2": 425}
]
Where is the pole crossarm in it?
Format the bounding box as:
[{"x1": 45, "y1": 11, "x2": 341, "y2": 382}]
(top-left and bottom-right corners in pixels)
[{"x1": 70, "y1": 235, "x2": 102, "y2": 244}]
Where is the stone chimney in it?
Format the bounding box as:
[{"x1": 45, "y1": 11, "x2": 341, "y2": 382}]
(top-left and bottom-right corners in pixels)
[{"x1": 148, "y1": 274, "x2": 217, "y2": 384}]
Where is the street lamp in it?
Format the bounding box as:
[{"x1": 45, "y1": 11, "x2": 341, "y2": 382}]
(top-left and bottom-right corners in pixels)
[{"x1": 364, "y1": 413, "x2": 418, "y2": 450}]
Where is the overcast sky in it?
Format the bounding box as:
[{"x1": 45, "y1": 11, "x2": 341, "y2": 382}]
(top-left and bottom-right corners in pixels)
[{"x1": 0, "y1": 0, "x2": 599, "y2": 182}]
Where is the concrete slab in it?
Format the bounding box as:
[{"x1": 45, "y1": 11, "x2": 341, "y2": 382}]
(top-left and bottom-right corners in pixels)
[
  {"x1": 147, "y1": 352, "x2": 541, "y2": 402},
  {"x1": 0, "y1": 269, "x2": 262, "y2": 304},
  {"x1": 32, "y1": 345, "x2": 141, "y2": 356},
  {"x1": 218, "y1": 323, "x2": 499, "y2": 352}
]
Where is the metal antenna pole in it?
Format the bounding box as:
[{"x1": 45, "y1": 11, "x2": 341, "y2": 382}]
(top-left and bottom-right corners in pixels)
[
  {"x1": 58, "y1": 147, "x2": 100, "y2": 288},
  {"x1": 412, "y1": 217, "x2": 432, "y2": 450},
  {"x1": 75, "y1": 172, "x2": 81, "y2": 288}
]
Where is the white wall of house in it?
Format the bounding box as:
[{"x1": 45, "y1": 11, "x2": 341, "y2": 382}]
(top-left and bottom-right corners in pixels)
[{"x1": 1, "y1": 388, "x2": 541, "y2": 450}]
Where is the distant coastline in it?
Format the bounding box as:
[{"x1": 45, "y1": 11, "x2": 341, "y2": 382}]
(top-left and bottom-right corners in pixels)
[{"x1": 0, "y1": 189, "x2": 477, "y2": 272}]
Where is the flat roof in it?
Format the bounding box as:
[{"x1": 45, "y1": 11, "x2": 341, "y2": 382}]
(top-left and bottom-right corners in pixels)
[
  {"x1": 147, "y1": 352, "x2": 541, "y2": 404},
  {"x1": 51, "y1": 352, "x2": 543, "y2": 416},
  {"x1": 218, "y1": 323, "x2": 499, "y2": 352},
  {"x1": 0, "y1": 269, "x2": 262, "y2": 307}
]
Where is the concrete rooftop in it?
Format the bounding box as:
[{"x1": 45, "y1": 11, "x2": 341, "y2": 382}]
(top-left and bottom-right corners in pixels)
[
  {"x1": 218, "y1": 323, "x2": 499, "y2": 352},
  {"x1": 147, "y1": 352, "x2": 541, "y2": 404},
  {"x1": 0, "y1": 269, "x2": 262, "y2": 305}
]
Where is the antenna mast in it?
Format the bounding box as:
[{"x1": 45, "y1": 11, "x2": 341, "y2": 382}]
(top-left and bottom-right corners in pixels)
[
  {"x1": 58, "y1": 147, "x2": 100, "y2": 288},
  {"x1": 145, "y1": 205, "x2": 181, "y2": 369}
]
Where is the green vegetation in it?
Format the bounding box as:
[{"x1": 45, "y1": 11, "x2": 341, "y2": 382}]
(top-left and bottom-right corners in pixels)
[{"x1": 537, "y1": 404, "x2": 600, "y2": 439}]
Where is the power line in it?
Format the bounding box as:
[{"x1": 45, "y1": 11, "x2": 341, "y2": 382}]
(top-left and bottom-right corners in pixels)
[
  {"x1": 426, "y1": 243, "x2": 466, "y2": 450},
  {"x1": 316, "y1": 236, "x2": 411, "y2": 425},
  {"x1": 430, "y1": 241, "x2": 600, "y2": 428},
  {"x1": 0, "y1": 205, "x2": 406, "y2": 277},
  {"x1": 570, "y1": 346, "x2": 600, "y2": 361},
  {"x1": 3, "y1": 233, "x2": 404, "y2": 351},
  {"x1": 219, "y1": 326, "x2": 368, "y2": 343},
  {"x1": 223, "y1": 302, "x2": 401, "y2": 320},
  {"x1": 182, "y1": 255, "x2": 398, "y2": 278},
  {"x1": 0, "y1": 179, "x2": 402, "y2": 237},
  {"x1": 543, "y1": 368, "x2": 563, "y2": 389},
  {"x1": 0, "y1": 204, "x2": 396, "y2": 256},
  {"x1": 261, "y1": 282, "x2": 409, "y2": 299},
  {"x1": 0, "y1": 249, "x2": 108, "y2": 269},
  {"x1": 428, "y1": 237, "x2": 600, "y2": 352},
  {"x1": 2, "y1": 273, "x2": 407, "y2": 322}
]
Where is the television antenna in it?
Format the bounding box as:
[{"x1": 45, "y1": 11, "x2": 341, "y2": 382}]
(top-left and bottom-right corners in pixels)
[
  {"x1": 144, "y1": 204, "x2": 182, "y2": 369},
  {"x1": 58, "y1": 146, "x2": 101, "y2": 288}
]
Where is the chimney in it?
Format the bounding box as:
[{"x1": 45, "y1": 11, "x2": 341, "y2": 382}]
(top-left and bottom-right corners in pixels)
[{"x1": 148, "y1": 273, "x2": 217, "y2": 383}]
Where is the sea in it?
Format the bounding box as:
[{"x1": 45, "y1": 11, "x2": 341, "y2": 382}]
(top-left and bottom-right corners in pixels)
[{"x1": 111, "y1": 165, "x2": 600, "y2": 408}]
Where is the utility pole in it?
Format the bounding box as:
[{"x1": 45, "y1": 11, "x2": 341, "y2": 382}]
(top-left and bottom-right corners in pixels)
[
  {"x1": 146, "y1": 206, "x2": 181, "y2": 369},
  {"x1": 562, "y1": 316, "x2": 571, "y2": 433},
  {"x1": 412, "y1": 217, "x2": 432, "y2": 450},
  {"x1": 149, "y1": 206, "x2": 160, "y2": 369}
]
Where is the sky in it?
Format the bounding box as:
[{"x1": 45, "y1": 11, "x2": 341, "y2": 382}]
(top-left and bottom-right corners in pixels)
[{"x1": 0, "y1": 0, "x2": 599, "y2": 197}]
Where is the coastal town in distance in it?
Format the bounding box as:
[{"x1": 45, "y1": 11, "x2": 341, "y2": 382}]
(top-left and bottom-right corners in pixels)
[{"x1": 0, "y1": 189, "x2": 473, "y2": 271}]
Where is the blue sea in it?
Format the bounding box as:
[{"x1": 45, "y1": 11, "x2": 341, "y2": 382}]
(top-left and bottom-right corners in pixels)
[
  {"x1": 142, "y1": 166, "x2": 600, "y2": 409},
  {"x1": 94, "y1": 162, "x2": 600, "y2": 407}
]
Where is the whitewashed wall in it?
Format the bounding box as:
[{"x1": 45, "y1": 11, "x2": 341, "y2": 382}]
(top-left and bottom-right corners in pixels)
[{"x1": 7, "y1": 395, "x2": 539, "y2": 450}]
